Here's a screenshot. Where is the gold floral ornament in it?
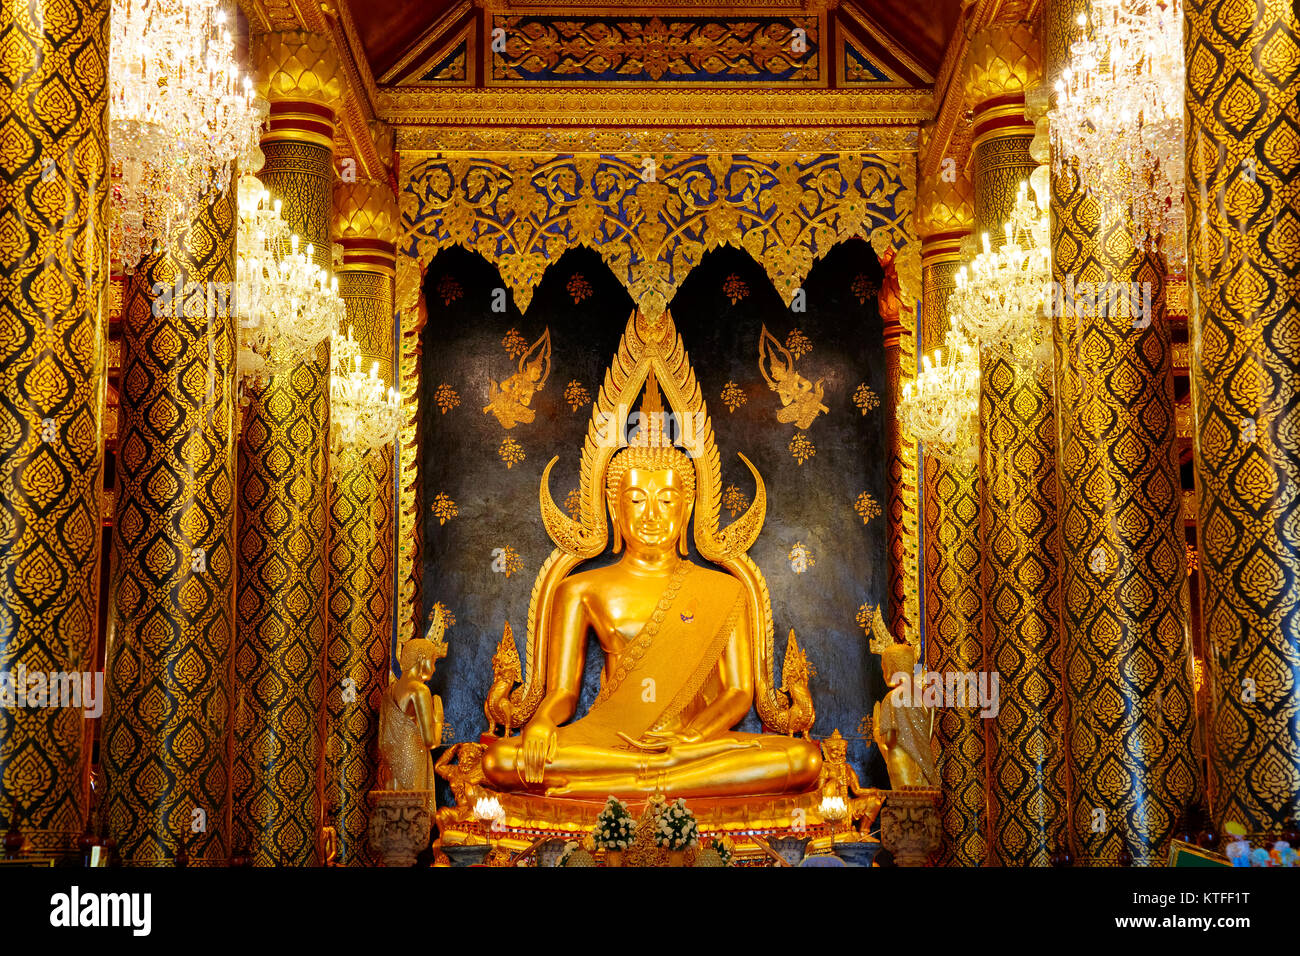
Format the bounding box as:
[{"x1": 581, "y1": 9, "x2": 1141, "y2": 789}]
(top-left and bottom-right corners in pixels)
[
  {"x1": 854, "y1": 492, "x2": 881, "y2": 525},
  {"x1": 720, "y1": 381, "x2": 747, "y2": 413},
  {"x1": 785, "y1": 329, "x2": 812, "y2": 360},
  {"x1": 855, "y1": 602, "x2": 876, "y2": 634},
  {"x1": 567, "y1": 272, "x2": 593, "y2": 303},
  {"x1": 760, "y1": 325, "x2": 827, "y2": 430},
  {"x1": 431, "y1": 493, "x2": 458, "y2": 526},
  {"x1": 434, "y1": 383, "x2": 460, "y2": 414},
  {"x1": 501, "y1": 328, "x2": 528, "y2": 360},
  {"x1": 722, "y1": 483, "x2": 750, "y2": 518},
  {"x1": 564, "y1": 380, "x2": 591, "y2": 411},
  {"x1": 852, "y1": 383, "x2": 879, "y2": 415},
  {"x1": 396, "y1": 151, "x2": 919, "y2": 330},
  {"x1": 493, "y1": 546, "x2": 524, "y2": 578},
  {"x1": 852, "y1": 274, "x2": 878, "y2": 305},
  {"x1": 788, "y1": 541, "x2": 815, "y2": 574},
  {"x1": 485, "y1": 328, "x2": 551, "y2": 428},
  {"x1": 498, "y1": 437, "x2": 525, "y2": 468},
  {"x1": 564, "y1": 488, "x2": 582, "y2": 521},
  {"x1": 437, "y1": 275, "x2": 463, "y2": 306},
  {"x1": 722, "y1": 273, "x2": 749, "y2": 304},
  {"x1": 789, "y1": 431, "x2": 816, "y2": 465}
]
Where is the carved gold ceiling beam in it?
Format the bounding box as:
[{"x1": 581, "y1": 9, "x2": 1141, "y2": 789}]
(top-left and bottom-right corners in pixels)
[{"x1": 380, "y1": 87, "x2": 934, "y2": 134}]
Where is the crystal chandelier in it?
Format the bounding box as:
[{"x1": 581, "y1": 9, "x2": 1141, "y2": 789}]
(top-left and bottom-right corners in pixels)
[
  {"x1": 330, "y1": 326, "x2": 403, "y2": 452},
  {"x1": 1049, "y1": 0, "x2": 1185, "y2": 262},
  {"x1": 949, "y1": 181, "x2": 1051, "y2": 352},
  {"x1": 899, "y1": 335, "x2": 981, "y2": 467},
  {"x1": 235, "y1": 172, "x2": 345, "y2": 392},
  {"x1": 110, "y1": 0, "x2": 257, "y2": 269}
]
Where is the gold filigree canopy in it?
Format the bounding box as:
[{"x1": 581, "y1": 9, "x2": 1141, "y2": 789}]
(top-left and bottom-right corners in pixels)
[{"x1": 509, "y1": 310, "x2": 802, "y2": 733}]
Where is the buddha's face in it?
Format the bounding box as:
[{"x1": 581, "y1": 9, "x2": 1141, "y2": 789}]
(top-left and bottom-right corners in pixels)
[{"x1": 617, "y1": 467, "x2": 688, "y2": 553}]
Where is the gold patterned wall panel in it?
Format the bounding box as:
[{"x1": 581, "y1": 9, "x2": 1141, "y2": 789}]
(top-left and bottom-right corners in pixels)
[
  {"x1": 0, "y1": 0, "x2": 109, "y2": 855},
  {"x1": 337, "y1": 270, "x2": 394, "y2": 386},
  {"x1": 979, "y1": 352, "x2": 1069, "y2": 866},
  {"x1": 101, "y1": 188, "x2": 238, "y2": 865},
  {"x1": 324, "y1": 444, "x2": 392, "y2": 867},
  {"x1": 233, "y1": 138, "x2": 333, "y2": 867},
  {"x1": 395, "y1": 148, "x2": 922, "y2": 649},
  {"x1": 920, "y1": 247, "x2": 986, "y2": 866},
  {"x1": 1046, "y1": 0, "x2": 1200, "y2": 865},
  {"x1": 1184, "y1": 0, "x2": 1300, "y2": 837}
]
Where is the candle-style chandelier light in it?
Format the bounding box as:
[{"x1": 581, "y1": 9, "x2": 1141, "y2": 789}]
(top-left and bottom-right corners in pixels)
[
  {"x1": 110, "y1": 0, "x2": 257, "y2": 269},
  {"x1": 235, "y1": 170, "x2": 345, "y2": 394},
  {"x1": 1049, "y1": 0, "x2": 1185, "y2": 262},
  {"x1": 899, "y1": 333, "x2": 981, "y2": 467},
  {"x1": 330, "y1": 326, "x2": 403, "y2": 452},
  {"x1": 949, "y1": 180, "x2": 1052, "y2": 353}
]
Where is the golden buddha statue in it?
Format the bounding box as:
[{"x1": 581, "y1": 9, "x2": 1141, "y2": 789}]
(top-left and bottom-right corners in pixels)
[{"x1": 480, "y1": 311, "x2": 822, "y2": 800}]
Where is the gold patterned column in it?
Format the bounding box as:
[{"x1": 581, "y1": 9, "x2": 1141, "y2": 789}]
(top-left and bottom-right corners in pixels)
[
  {"x1": 916, "y1": 167, "x2": 985, "y2": 866},
  {"x1": 101, "y1": 187, "x2": 239, "y2": 865},
  {"x1": 1184, "y1": 0, "x2": 1300, "y2": 840},
  {"x1": 1044, "y1": 0, "x2": 1199, "y2": 865},
  {"x1": 233, "y1": 31, "x2": 341, "y2": 867},
  {"x1": 968, "y1": 21, "x2": 1069, "y2": 866},
  {"x1": 326, "y1": 177, "x2": 398, "y2": 866},
  {"x1": 0, "y1": 0, "x2": 109, "y2": 855}
]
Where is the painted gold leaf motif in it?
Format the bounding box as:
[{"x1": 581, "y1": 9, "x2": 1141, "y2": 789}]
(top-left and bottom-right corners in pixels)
[
  {"x1": 431, "y1": 493, "x2": 458, "y2": 526},
  {"x1": 498, "y1": 437, "x2": 525, "y2": 469}
]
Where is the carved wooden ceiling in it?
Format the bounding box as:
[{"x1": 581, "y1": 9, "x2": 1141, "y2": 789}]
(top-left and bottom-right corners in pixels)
[{"x1": 235, "y1": 0, "x2": 1036, "y2": 175}]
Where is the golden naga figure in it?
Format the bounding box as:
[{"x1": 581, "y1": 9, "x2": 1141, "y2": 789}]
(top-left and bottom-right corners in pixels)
[
  {"x1": 759, "y1": 324, "x2": 828, "y2": 430},
  {"x1": 869, "y1": 607, "x2": 937, "y2": 788},
  {"x1": 485, "y1": 621, "x2": 522, "y2": 736},
  {"x1": 484, "y1": 327, "x2": 551, "y2": 428},
  {"x1": 778, "y1": 630, "x2": 815, "y2": 737},
  {"x1": 378, "y1": 609, "x2": 448, "y2": 792},
  {"x1": 481, "y1": 311, "x2": 822, "y2": 799}
]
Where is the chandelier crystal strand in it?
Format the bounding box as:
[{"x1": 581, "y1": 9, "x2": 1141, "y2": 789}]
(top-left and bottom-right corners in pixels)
[
  {"x1": 948, "y1": 180, "x2": 1052, "y2": 354},
  {"x1": 330, "y1": 326, "x2": 404, "y2": 453},
  {"x1": 899, "y1": 333, "x2": 981, "y2": 467},
  {"x1": 109, "y1": 0, "x2": 257, "y2": 270},
  {"x1": 235, "y1": 158, "x2": 345, "y2": 402},
  {"x1": 1049, "y1": 0, "x2": 1185, "y2": 265}
]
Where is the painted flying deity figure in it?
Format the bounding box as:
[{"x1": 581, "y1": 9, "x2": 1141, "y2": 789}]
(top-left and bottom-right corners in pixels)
[
  {"x1": 759, "y1": 325, "x2": 828, "y2": 430},
  {"x1": 482, "y1": 340, "x2": 822, "y2": 799},
  {"x1": 485, "y1": 327, "x2": 551, "y2": 428}
]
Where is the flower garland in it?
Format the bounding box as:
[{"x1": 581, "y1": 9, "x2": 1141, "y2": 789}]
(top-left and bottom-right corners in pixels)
[
  {"x1": 654, "y1": 797, "x2": 700, "y2": 851},
  {"x1": 594, "y1": 796, "x2": 636, "y2": 851}
]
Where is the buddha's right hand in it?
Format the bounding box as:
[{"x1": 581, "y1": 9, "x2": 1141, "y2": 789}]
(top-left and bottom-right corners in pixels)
[{"x1": 521, "y1": 720, "x2": 557, "y2": 784}]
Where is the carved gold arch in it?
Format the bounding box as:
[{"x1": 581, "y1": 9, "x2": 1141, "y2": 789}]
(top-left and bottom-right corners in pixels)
[{"x1": 394, "y1": 148, "x2": 923, "y2": 649}]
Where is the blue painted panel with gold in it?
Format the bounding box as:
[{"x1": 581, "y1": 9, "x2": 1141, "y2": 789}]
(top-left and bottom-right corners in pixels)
[{"x1": 420, "y1": 241, "x2": 889, "y2": 792}]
